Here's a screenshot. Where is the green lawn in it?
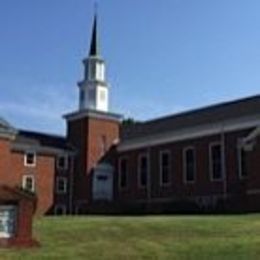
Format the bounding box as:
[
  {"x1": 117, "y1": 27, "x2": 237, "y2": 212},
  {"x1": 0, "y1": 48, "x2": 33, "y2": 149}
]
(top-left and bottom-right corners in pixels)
[{"x1": 1, "y1": 215, "x2": 260, "y2": 259}]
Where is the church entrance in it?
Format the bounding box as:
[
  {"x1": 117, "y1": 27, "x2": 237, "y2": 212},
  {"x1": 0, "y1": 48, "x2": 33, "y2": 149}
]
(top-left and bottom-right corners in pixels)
[{"x1": 92, "y1": 163, "x2": 114, "y2": 201}]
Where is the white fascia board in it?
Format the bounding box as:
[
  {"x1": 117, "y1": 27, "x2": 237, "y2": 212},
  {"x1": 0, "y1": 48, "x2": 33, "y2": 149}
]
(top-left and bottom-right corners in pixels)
[
  {"x1": 63, "y1": 109, "x2": 122, "y2": 122},
  {"x1": 118, "y1": 115, "x2": 260, "y2": 152}
]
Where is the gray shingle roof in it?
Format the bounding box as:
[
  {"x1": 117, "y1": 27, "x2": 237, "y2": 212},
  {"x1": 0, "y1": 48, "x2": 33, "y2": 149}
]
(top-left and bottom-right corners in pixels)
[
  {"x1": 121, "y1": 95, "x2": 260, "y2": 141},
  {"x1": 0, "y1": 117, "x2": 17, "y2": 135},
  {"x1": 0, "y1": 117, "x2": 13, "y2": 129},
  {"x1": 13, "y1": 130, "x2": 73, "y2": 152}
]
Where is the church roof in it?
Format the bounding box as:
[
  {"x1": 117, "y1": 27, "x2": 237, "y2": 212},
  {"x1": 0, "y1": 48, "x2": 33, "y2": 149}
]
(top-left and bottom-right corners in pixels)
[
  {"x1": 12, "y1": 130, "x2": 74, "y2": 154},
  {"x1": 121, "y1": 94, "x2": 260, "y2": 141},
  {"x1": 0, "y1": 117, "x2": 17, "y2": 137}
]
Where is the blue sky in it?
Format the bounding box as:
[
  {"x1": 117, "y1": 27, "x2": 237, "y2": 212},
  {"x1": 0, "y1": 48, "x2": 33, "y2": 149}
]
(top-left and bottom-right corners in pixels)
[{"x1": 0, "y1": 0, "x2": 260, "y2": 135}]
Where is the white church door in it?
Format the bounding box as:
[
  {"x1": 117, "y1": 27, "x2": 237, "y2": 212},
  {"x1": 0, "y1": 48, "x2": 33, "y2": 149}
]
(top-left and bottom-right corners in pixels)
[
  {"x1": 92, "y1": 163, "x2": 114, "y2": 201},
  {"x1": 0, "y1": 205, "x2": 17, "y2": 238}
]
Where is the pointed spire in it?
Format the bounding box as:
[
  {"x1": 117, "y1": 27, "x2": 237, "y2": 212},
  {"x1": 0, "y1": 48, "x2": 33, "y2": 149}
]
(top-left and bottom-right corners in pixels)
[{"x1": 89, "y1": 10, "x2": 99, "y2": 56}]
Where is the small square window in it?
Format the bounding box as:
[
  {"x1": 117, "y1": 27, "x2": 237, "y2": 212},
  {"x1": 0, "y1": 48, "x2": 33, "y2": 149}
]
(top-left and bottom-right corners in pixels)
[
  {"x1": 24, "y1": 152, "x2": 36, "y2": 167},
  {"x1": 57, "y1": 155, "x2": 68, "y2": 170},
  {"x1": 56, "y1": 177, "x2": 67, "y2": 194},
  {"x1": 22, "y1": 175, "x2": 35, "y2": 192}
]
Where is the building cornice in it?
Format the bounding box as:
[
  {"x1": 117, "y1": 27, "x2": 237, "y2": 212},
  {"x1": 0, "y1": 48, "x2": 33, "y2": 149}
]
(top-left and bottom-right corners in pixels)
[
  {"x1": 63, "y1": 109, "x2": 122, "y2": 123},
  {"x1": 118, "y1": 114, "x2": 260, "y2": 152}
]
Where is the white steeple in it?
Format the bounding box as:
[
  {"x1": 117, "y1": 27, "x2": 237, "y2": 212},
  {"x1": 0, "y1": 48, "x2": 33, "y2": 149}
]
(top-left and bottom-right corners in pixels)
[{"x1": 78, "y1": 13, "x2": 109, "y2": 112}]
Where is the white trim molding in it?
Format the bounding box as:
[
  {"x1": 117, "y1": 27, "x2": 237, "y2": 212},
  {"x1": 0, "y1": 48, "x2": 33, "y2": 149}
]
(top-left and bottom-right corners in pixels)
[
  {"x1": 118, "y1": 115, "x2": 260, "y2": 152},
  {"x1": 22, "y1": 175, "x2": 35, "y2": 192},
  {"x1": 237, "y1": 141, "x2": 248, "y2": 180},
  {"x1": 24, "y1": 151, "x2": 36, "y2": 167},
  {"x1": 63, "y1": 109, "x2": 122, "y2": 123}
]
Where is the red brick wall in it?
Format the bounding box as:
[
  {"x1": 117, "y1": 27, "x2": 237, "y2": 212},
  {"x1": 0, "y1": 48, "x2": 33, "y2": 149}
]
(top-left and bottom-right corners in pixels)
[
  {"x1": 54, "y1": 158, "x2": 74, "y2": 214},
  {"x1": 116, "y1": 128, "x2": 259, "y2": 206},
  {"x1": 0, "y1": 138, "x2": 12, "y2": 185},
  {"x1": 67, "y1": 116, "x2": 119, "y2": 207},
  {"x1": 0, "y1": 136, "x2": 69, "y2": 216},
  {"x1": 10, "y1": 152, "x2": 56, "y2": 216},
  {"x1": 67, "y1": 118, "x2": 88, "y2": 202},
  {"x1": 5, "y1": 197, "x2": 38, "y2": 248},
  {"x1": 87, "y1": 117, "x2": 119, "y2": 172}
]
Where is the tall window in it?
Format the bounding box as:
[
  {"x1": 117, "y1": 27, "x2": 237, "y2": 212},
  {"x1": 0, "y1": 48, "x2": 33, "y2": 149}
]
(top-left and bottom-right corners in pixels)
[
  {"x1": 210, "y1": 143, "x2": 223, "y2": 181},
  {"x1": 119, "y1": 157, "x2": 128, "y2": 189},
  {"x1": 22, "y1": 175, "x2": 35, "y2": 192},
  {"x1": 24, "y1": 152, "x2": 36, "y2": 167},
  {"x1": 238, "y1": 147, "x2": 247, "y2": 178},
  {"x1": 160, "y1": 151, "x2": 171, "y2": 186},
  {"x1": 56, "y1": 177, "x2": 67, "y2": 194},
  {"x1": 184, "y1": 147, "x2": 196, "y2": 183},
  {"x1": 138, "y1": 154, "x2": 148, "y2": 187}
]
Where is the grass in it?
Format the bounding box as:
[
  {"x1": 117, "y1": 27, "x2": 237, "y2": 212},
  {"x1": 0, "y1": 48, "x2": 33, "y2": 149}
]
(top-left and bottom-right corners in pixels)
[{"x1": 0, "y1": 214, "x2": 260, "y2": 259}]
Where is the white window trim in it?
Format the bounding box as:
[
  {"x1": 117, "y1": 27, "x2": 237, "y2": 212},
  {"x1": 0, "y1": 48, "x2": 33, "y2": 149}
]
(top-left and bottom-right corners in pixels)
[
  {"x1": 24, "y1": 151, "x2": 36, "y2": 167},
  {"x1": 159, "y1": 150, "x2": 171, "y2": 187},
  {"x1": 138, "y1": 153, "x2": 149, "y2": 188},
  {"x1": 209, "y1": 142, "x2": 223, "y2": 181},
  {"x1": 54, "y1": 204, "x2": 67, "y2": 215},
  {"x1": 57, "y1": 155, "x2": 69, "y2": 170},
  {"x1": 183, "y1": 146, "x2": 196, "y2": 184},
  {"x1": 118, "y1": 156, "x2": 128, "y2": 190},
  {"x1": 237, "y1": 142, "x2": 247, "y2": 179},
  {"x1": 22, "y1": 175, "x2": 35, "y2": 192},
  {"x1": 56, "y1": 177, "x2": 68, "y2": 194}
]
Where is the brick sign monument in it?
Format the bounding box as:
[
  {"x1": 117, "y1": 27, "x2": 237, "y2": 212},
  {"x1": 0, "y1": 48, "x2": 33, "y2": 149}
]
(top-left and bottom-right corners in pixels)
[{"x1": 0, "y1": 185, "x2": 39, "y2": 247}]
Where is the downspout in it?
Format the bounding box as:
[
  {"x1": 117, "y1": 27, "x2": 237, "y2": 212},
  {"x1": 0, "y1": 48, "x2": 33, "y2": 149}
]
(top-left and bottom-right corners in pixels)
[
  {"x1": 221, "y1": 124, "x2": 227, "y2": 200},
  {"x1": 69, "y1": 154, "x2": 75, "y2": 215},
  {"x1": 147, "y1": 144, "x2": 152, "y2": 206}
]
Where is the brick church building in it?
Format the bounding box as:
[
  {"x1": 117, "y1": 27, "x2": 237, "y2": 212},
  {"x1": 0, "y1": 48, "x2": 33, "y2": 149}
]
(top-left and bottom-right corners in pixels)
[{"x1": 0, "y1": 15, "x2": 260, "y2": 215}]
